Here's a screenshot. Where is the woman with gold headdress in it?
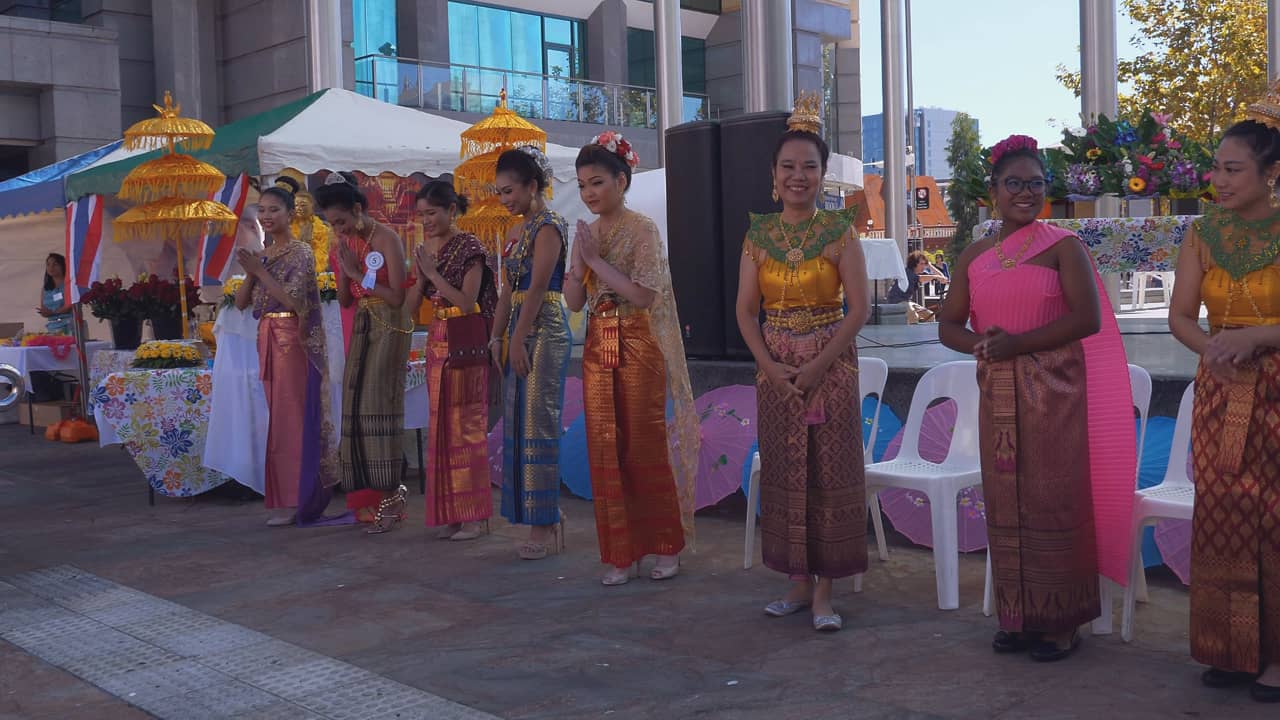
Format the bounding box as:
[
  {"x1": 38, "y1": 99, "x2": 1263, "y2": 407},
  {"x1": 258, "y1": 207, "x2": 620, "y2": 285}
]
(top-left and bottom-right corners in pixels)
[
  {"x1": 735, "y1": 94, "x2": 868, "y2": 632},
  {"x1": 565, "y1": 132, "x2": 699, "y2": 586},
  {"x1": 1169, "y1": 86, "x2": 1280, "y2": 702},
  {"x1": 491, "y1": 145, "x2": 572, "y2": 560},
  {"x1": 274, "y1": 175, "x2": 332, "y2": 274}
]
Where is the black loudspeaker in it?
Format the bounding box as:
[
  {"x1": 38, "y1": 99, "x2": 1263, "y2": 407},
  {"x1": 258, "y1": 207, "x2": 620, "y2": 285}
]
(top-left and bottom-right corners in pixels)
[
  {"x1": 719, "y1": 111, "x2": 788, "y2": 359},
  {"x1": 665, "y1": 120, "x2": 724, "y2": 358}
]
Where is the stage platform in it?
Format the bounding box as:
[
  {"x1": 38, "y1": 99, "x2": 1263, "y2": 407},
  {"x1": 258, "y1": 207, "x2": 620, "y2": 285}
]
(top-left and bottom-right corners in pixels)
[{"x1": 684, "y1": 310, "x2": 1198, "y2": 419}]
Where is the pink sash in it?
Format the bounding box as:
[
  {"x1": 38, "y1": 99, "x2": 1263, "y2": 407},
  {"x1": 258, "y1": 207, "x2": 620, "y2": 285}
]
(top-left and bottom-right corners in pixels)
[{"x1": 970, "y1": 222, "x2": 1136, "y2": 586}]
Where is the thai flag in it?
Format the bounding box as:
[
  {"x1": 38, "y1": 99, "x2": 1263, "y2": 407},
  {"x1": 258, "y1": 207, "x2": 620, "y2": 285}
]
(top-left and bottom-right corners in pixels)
[
  {"x1": 197, "y1": 172, "x2": 250, "y2": 286},
  {"x1": 64, "y1": 195, "x2": 105, "y2": 303}
]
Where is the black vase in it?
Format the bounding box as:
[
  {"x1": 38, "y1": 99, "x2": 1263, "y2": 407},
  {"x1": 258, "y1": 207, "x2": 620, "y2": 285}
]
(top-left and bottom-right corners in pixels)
[
  {"x1": 109, "y1": 317, "x2": 142, "y2": 350},
  {"x1": 150, "y1": 312, "x2": 184, "y2": 341}
]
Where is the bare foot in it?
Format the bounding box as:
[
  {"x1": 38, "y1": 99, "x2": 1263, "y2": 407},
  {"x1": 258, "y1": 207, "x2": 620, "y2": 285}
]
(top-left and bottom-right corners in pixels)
[
  {"x1": 811, "y1": 577, "x2": 835, "y2": 618},
  {"x1": 782, "y1": 577, "x2": 813, "y2": 605}
]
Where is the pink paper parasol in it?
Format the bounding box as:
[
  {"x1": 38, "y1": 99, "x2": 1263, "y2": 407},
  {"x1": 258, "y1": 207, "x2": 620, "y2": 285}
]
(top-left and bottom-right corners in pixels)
[
  {"x1": 694, "y1": 385, "x2": 757, "y2": 510},
  {"x1": 1152, "y1": 450, "x2": 1194, "y2": 585},
  {"x1": 877, "y1": 399, "x2": 990, "y2": 552}
]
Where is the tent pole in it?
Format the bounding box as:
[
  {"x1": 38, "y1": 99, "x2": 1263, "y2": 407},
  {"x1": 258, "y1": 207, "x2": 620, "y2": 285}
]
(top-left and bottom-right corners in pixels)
[
  {"x1": 176, "y1": 237, "x2": 189, "y2": 339},
  {"x1": 71, "y1": 304, "x2": 90, "y2": 419}
]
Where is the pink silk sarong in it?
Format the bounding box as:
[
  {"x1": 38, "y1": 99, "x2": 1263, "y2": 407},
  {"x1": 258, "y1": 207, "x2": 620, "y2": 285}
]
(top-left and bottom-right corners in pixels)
[{"x1": 969, "y1": 221, "x2": 1136, "y2": 587}]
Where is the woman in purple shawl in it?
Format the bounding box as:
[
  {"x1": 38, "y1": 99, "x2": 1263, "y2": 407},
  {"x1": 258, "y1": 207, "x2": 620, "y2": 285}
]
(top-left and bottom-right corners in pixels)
[{"x1": 235, "y1": 184, "x2": 341, "y2": 526}]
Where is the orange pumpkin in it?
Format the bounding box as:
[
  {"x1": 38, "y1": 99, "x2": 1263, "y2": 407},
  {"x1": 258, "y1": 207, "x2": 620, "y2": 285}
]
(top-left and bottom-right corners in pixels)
[
  {"x1": 45, "y1": 420, "x2": 67, "y2": 441},
  {"x1": 59, "y1": 418, "x2": 98, "y2": 443}
]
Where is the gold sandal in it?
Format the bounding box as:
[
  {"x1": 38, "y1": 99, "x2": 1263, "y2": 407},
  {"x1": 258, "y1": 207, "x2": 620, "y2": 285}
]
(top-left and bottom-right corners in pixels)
[
  {"x1": 366, "y1": 485, "x2": 408, "y2": 535},
  {"x1": 516, "y1": 511, "x2": 566, "y2": 560}
]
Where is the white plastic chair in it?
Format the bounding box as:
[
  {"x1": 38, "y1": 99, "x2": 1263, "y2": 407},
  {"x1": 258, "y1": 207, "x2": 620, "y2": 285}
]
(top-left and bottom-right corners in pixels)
[
  {"x1": 982, "y1": 365, "x2": 1153, "y2": 630},
  {"x1": 743, "y1": 356, "x2": 890, "y2": 581},
  {"x1": 864, "y1": 360, "x2": 982, "y2": 610},
  {"x1": 1122, "y1": 381, "x2": 1195, "y2": 642},
  {"x1": 1133, "y1": 272, "x2": 1175, "y2": 310}
]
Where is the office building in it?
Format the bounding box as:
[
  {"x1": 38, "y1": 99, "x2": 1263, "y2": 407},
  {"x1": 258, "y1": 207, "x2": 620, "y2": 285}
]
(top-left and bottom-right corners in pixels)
[
  {"x1": 862, "y1": 106, "x2": 973, "y2": 181},
  {"x1": 0, "y1": 1, "x2": 863, "y2": 179}
]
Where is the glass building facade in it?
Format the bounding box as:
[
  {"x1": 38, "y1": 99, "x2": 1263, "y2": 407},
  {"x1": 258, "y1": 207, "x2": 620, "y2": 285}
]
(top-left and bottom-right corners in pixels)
[
  {"x1": 353, "y1": 0, "x2": 399, "y2": 101},
  {"x1": 447, "y1": 1, "x2": 587, "y2": 116}
]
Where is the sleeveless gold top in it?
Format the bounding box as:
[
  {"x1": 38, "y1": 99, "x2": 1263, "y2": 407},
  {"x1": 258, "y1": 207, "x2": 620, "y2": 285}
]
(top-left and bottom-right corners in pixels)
[
  {"x1": 1191, "y1": 206, "x2": 1280, "y2": 329},
  {"x1": 745, "y1": 208, "x2": 854, "y2": 311}
]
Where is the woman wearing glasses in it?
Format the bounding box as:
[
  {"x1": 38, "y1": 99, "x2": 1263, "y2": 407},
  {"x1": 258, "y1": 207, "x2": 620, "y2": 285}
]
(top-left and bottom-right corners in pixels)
[{"x1": 938, "y1": 135, "x2": 1135, "y2": 662}]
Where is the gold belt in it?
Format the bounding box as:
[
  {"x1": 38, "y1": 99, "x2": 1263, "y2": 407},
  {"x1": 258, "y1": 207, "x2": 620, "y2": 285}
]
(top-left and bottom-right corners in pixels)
[
  {"x1": 434, "y1": 303, "x2": 480, "y2": 320},
  {"x1": 359, "y1": 296, "x2": 385, "y2": 308},
  {"x1": 262, "y1": 311, "x2": 296, "y2": 319},
  {"x1": 512, "y1": 290, "x2": 564, "y2": 306},
  {"x1": 764, "y1": 308, "x2": 844, "y2": 333},
  {"x1": 590, "y1": 301, "x2": 646, "y2": 318}
]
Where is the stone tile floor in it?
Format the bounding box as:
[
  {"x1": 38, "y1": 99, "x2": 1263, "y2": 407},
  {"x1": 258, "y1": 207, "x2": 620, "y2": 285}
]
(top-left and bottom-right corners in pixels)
[{"x1": 0, "y1": 425, "x2": 1268, "y2": 719}]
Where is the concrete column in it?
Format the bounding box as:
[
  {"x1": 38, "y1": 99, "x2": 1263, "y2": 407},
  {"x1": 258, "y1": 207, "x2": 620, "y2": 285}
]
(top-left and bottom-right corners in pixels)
[
  {"x1": 880, "y1": 0, "x2": 908, "y2": 260},
  {"x1": 308, "y1": 0, "x2": 345, "y2": 90},
  {"x1": 151, "y1": 0, "x2": 217, "y2": 122},
  {"x1": 742, "y1": 0, "x2": 793, "y2": 112},
  {"x1": 834, "y1": 3, "x2": 861, "y2": 158},
  {"x1": 654, "y1": 0, "x2": 683, "y2": 167},
  {"x1": 1270, "y1": 0, "x2": 1280, "y2": 81},
  {"x1": 395, "y1": 0, "x2": 447, "y2": 64},
  {"x1": 83, "y1": 0, "x2": 155, "y2": 127},
  {"x1": 1080, "y1": 0, "x2": 1121, "y2": 309},
  {"x1": 586, "y1": 0, "x2": 627, "y2": 85}
]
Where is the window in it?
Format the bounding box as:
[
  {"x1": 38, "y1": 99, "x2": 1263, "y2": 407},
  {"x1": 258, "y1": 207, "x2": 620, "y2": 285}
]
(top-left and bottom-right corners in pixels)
[
  {"x1": 447, "y1": 1, "x2": 588, "y2": 115},
  {"x1": 353, "y1": 0, "x2": 398, "y2": 102},
  {"x1": 636, "y1": 0, "x2": 722, "y2": 13},
  {"x1": 626, "y1": 29, "x2": 706, "y2": 94}
]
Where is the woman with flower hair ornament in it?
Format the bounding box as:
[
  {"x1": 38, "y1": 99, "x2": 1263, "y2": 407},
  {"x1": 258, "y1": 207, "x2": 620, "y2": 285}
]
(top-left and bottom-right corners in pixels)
[
  {"x1": 735, "y1": 93, "x2": 868, "y2": 632},
  {"x1": 1169, "y1": 82, "x2": 1280, "y2": 702},
  {"x1": 564, "y1": 131, "x2": 699, "y2": 586},
  {"x1": 938, "y1": 134, "x2": 1135, "y2": 661}
]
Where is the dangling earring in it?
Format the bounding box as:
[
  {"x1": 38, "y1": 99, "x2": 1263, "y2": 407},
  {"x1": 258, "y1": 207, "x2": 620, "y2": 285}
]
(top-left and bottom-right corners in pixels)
[
  {"x1": 771, "y1": 186, "x2": 780, "y2": 203},
  {"x1": 989, "y1": 197, "x2": 1000, "y2": 221},
  {"x1": 355, "y1": 214, "x2": 367, "y2": 233},
  {"x1": 1269, "y1": 177, "x2": 1280, "y2": 208}
]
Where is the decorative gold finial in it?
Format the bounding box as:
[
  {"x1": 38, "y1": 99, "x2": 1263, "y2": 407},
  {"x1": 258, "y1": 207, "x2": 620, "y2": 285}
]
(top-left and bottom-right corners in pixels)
[
  {"x1": 787, "y1": 91, "x2": 823, "y2": 135},
  {"x1": 152, "y1": 90, "x2": 180, "y2": 119},
  {"x1": 499, "y1": 88, "x2": 508, "y2": 108},
  {"x1": 1246, "y1": 78, "x2": 1280, "y2": 131}
]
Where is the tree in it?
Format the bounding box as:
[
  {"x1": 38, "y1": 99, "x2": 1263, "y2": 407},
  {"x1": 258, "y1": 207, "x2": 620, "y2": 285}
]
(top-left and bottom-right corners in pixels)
[
  {"x1": 1055, "y1": 0, "x2": 1267, "y2": 145},
  {"x1": 944, "y1": 113, "x2": 982, "y2": 263}
]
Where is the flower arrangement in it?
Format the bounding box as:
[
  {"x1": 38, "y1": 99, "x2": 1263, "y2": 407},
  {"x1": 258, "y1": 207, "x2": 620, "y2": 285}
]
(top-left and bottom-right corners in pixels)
[
  {"x1": 591, "y1": 130, "x2": 640, "y2": 169},
  {"x1": 221, "y1": 275, "x2": 245, "y2": 308},
  {"x1": 131, "y1": 340, "x2": 204, "y2": 369},
  {"x1": 81, "y1": 277, "x2": 142, "y2": 320},
  {"x1": 951, "y1": 111, "x2": 1213, "y2": 205},
  {"x1": 18, "y1": 334, "x2": 76, "y2": 359},
  {"x1": 133, "y1": 273, "x2": 201, "y2": 319},
  {"x1": 318, "y1": 271, "x2": 337, "y2": 303}
]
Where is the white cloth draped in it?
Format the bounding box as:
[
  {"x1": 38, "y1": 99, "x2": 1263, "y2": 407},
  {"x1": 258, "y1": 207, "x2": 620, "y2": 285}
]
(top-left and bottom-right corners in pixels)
[{"x1": 203, "y1": 306, "x2": 268, "y2": 493}]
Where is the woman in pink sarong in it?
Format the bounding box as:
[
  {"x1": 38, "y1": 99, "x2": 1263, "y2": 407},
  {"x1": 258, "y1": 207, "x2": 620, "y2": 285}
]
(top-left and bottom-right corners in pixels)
[{"x1": 938, "y1": 135, "x2": 1135, "y2": 662}]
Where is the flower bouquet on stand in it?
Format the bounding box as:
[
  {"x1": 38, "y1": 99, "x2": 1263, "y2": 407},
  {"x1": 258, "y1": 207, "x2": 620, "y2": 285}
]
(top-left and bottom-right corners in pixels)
[
  {"x1": 81, "y1": 277, "x2": 145, "y2": 350},
  {"x1": 135, "y1": 273, "x2": 202, "y2": 340}
]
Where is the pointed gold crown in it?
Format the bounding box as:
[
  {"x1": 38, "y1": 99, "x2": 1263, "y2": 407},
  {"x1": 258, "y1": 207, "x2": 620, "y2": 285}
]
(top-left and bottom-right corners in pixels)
[
  {"x1": 1246, "y1": 78, "x2": 1280, "y2": 131},
  {"x1": 787, "y1": 92, "x2": 823, "y2": 135}
]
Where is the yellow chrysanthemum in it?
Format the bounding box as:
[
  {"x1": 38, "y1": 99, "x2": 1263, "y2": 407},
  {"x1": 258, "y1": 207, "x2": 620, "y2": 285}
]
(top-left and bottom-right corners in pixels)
[
  {"x1": 1128, "y1": 176, "x2": 1147, "y2": 193},
  {"x1": 1086, "y1": 147, "x2": 1102, "y2": 161}
]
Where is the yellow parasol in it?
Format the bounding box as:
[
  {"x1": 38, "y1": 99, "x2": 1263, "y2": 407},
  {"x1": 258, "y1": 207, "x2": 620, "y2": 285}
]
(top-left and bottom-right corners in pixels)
[
  {"x1": 118, "y1": 153, "x2": 226, "y2": 204},
  {"x1": 453, "y1": 149, "x2": 502, "y2": 201},
  {"x1": 456, "y1": 199, "x2": 518, "y2": 256},
  {"x1": 113, "y1": 198, "x2": 238, "y2": 243},
  {"x1": 124, "y1": 91, "x2": 216, "y2": 152},
  {"x1": 459, "y1": 89, "x2": 547, "y2": 159}
]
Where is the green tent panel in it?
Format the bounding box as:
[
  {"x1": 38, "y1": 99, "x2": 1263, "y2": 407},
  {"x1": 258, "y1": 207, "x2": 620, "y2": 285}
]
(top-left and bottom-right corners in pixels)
[{"x1": 65, "y1": 90, "x2": 328, "y2": 201}]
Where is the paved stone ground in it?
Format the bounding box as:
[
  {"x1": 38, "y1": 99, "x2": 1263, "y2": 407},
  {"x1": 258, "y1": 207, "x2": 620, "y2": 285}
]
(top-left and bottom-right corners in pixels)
[{"x1": 0, "y1": 425, "x2": 1269, "y2": 719}]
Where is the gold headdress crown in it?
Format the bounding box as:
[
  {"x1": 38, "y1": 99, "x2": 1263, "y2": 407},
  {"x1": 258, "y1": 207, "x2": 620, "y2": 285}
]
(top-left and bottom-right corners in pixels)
[
  {"x1": 787, "y1": 92, "x2": 823, "y2": 135},
  {"x1": 1246, "y1": 78, "x2": 1280, "y2": 131}
]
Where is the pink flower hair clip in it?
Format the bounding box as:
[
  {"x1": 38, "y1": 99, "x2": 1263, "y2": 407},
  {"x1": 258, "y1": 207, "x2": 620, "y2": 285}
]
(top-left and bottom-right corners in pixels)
[
  {"x1": 591, "y1": 130, "x2": 640, "y2": 169},
  {"x1": 989, "y1": 134, "x2": 1039, "y2": 167}
]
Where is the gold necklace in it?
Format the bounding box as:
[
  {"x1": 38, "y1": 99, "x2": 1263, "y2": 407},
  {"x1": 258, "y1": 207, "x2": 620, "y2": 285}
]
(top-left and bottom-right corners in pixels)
[
  {"x1": 993, "y1": 229, "x2": 1036, "y2": 269},
  {"x1": 583, "y1": 212, "x2": 630, "y2": 293},
  {"x1": 779, "y1": 211, "x2": 819, "y2": 268}
]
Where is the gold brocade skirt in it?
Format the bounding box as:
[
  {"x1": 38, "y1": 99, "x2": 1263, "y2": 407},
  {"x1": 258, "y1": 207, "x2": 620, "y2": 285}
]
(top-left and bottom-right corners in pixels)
[
  {"x1": 340, "y1": 299, "x2": 411, "y2": 493},
  {"x1": 424, "y1": 318, "x2": 492, "y2": 526},
  {"x1": 582, "y1": 312, "x2": 685, "y2": 566}
]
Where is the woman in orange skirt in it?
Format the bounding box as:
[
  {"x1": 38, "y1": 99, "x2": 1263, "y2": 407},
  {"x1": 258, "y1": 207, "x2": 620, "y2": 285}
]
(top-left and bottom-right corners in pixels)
[{"x1": 564, "y1": 133, "x2": 699, "y2": 586}]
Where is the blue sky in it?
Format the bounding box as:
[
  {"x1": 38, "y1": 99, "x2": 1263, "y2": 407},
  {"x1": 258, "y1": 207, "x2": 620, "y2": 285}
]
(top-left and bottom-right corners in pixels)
[{"x1": 858, "y1": 1, "x2": 1144, "y2": 147}]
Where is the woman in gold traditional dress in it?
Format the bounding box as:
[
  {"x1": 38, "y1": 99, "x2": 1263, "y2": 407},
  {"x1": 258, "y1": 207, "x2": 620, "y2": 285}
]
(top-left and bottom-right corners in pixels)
[
  {"x1": 1169, "y1": 94, "x2": 1280, "y2": 702},
  {"x1": 564, "y1": 132, "x2": 699, "y2": 586},
  {"x1": 314, "y1": 172, "x2": 412, "y2": 533},
  {"x1": 734, "y1": 95, "x2": 868, "y2": 632}
]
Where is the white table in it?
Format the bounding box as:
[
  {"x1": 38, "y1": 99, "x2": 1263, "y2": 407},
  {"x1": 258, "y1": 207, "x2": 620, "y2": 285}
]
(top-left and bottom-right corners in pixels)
[
  {"x1": 0, "y1": 341, "x2": 110, "y2": 391},
  {"x1": 861, "y1": 237, "x2": 909, "y2": 325}
]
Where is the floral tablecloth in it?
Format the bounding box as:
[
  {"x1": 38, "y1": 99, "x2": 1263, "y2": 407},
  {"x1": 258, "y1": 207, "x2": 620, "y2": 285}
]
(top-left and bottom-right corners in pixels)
[
  {"x1": 976, "y1": 216, "x2": 1195, "y2": 273},
  {"x1": 88, "y1": 350, "x2": 139, "y2": 411},
  {"x1": 93, "y1": 369, "x2": 231, "y2": 497}
]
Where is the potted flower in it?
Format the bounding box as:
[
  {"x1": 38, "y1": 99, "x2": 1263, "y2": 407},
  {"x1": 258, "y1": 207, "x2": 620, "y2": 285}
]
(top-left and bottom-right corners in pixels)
[
  {"x1": 80, "y1": 277, "x2": 144, "y2": 349},
  {"x1": 134, "y1": 273, "x2": 201, "y2": 340}
]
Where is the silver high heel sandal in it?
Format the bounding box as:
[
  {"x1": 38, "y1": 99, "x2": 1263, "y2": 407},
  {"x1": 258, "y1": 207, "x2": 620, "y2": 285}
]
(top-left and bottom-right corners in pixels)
[{"x1": 601, "y1": 562, "x2": 638, "y2": 586}]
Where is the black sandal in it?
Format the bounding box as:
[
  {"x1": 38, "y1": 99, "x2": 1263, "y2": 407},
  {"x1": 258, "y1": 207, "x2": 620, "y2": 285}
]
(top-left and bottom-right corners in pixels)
[
  {"x1": 1250, "y1": 682, "x2": 1280, "y2": 703},
  {"x1": 1029, "y1": 631, "x2": 1081, "y2": 662},
  {"x1": 992, "y1": 630, "x2": 1038, "y2": 653},
  {"x1": 1201, "y1": 668, "x2": 1257, "y2": 688}
]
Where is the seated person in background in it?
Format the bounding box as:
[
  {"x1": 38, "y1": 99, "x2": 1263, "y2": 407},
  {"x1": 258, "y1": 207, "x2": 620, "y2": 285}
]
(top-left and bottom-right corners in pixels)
[{"x1": 886, "y1": 250, "x2": 949, "y2": 322}]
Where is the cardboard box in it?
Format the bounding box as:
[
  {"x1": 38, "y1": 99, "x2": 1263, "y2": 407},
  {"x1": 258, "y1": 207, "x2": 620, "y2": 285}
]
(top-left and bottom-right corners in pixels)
[{"x1": 17, "y1": 401, "x2": 78, "y2": 428}]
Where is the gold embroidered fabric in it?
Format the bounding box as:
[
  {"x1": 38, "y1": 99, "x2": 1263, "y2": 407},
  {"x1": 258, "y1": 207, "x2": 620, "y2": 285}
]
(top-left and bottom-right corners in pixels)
[
  {"x1": 1189, "y1": 222, "x2": 1280, "y2": 329},
  {"x1": 585, "y1": 210, "x2": 700, "y2": 546}
]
